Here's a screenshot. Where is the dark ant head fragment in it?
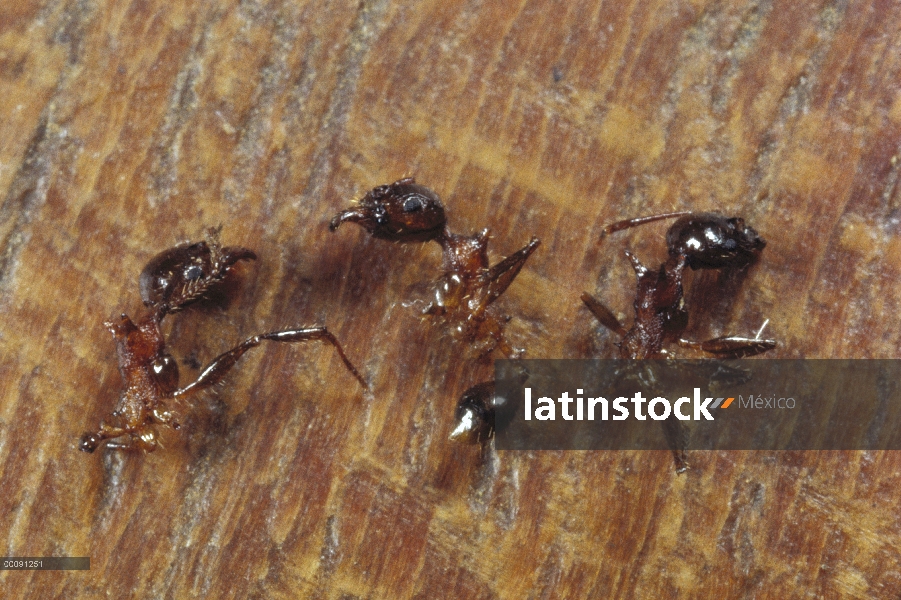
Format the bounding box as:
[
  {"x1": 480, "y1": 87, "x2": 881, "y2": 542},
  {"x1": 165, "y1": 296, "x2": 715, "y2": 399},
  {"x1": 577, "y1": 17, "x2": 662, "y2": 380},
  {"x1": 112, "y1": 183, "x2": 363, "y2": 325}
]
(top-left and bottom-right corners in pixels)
[
  {"x1": 603, "y1": 211, "x2": 767, "y2": 271},
  {"x1": 329, "y1": 177, "x2": 447, "y2": 242},
  {"x1": 449, "y1": 369, "x2": 526, "y2": 444},
  {"x1": 665, "y1": 213, "x2": 766, "y2": 270},
  {"x1": 138, "y1": 230, "x2": 256, "y2": 312}
]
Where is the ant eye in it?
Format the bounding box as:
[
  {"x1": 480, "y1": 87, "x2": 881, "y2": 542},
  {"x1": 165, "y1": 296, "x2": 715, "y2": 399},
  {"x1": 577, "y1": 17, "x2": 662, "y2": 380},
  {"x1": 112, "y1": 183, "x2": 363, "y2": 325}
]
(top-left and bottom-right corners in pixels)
[
  {"x1": 723, "y1": 238, "x2": 737, "y2": 250},
  {"x1": 403, "y1": 198, "x2": 422, "y2": 212},
  {"x1": 184, "y1": 265, "x2": 204, "y2": 280}
]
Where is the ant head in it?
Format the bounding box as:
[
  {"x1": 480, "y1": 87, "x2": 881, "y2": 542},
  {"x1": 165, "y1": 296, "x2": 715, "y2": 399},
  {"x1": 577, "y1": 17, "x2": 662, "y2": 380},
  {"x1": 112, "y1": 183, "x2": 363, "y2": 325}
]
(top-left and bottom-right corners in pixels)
[
  {"x1": 329, "y1": 178, "x2": 447, "y2": 243},
  {"x1": 138, "y1": 239, "x2": 256, "y2": 310},
  {"x1": 667, "y1": 213, "x2": 766, "y2": 270}
]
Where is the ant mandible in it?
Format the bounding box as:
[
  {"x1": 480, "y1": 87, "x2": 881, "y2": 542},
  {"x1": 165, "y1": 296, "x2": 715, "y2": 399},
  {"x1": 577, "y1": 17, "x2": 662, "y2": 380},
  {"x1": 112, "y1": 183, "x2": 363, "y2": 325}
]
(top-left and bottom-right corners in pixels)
[
  {"x1": 330, "y1": 177, "x2": 540, "y2": 358},
  {"x1": 582, "y1": 211, "x2": 776, "y2": 359},
  {"x1": 79, "y1": 227, "x2": 367, "y2": 453}
]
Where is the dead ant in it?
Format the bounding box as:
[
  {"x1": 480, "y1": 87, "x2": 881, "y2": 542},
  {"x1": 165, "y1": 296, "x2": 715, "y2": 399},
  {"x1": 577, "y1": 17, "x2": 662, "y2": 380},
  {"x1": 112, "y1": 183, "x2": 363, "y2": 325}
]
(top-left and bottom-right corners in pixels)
[
  {"x1": 585, "y1": 212, "x2": 775, "y2": 472},
  {"x1": 79, "y1": 228, "x2": 366, "y2": 453},
  {"x1": 583, "y1": 211, "x2": 776, "y2": 360},
  {"x1": 330, "y1": 177, "x2": 540, "y2": 358}
]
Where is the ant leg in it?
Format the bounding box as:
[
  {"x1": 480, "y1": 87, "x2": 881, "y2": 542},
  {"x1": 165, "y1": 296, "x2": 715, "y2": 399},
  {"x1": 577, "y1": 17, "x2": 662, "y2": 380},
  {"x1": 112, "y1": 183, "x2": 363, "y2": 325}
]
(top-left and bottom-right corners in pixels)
[
  {"x1": 79, "y1": 424, "x2": 128, "y2": 453},
  {"x1": 678, "y1": 337, "x2": 776, "y2": 359},
  {"x1": 79, "y1": 423, "x2": 158, "y2": 453},
  {"x1": 260, "y1": 328, "x2": 366, "y2": 388},
  {"x1": 174, "y1": 327, "x2": 366, "y2": 398},
  {"x1": 580, "y1": 292, "x2": 627, "y2": 337},
  {"x1": 601, "y1": 211, "x2": 691, "y2": 236},
  {"x1": 485, "y1": 237, "x2": 541, "y2": 305},
  {"x1": 151, "y1": 402, "x2": 181, "y2": 430}
]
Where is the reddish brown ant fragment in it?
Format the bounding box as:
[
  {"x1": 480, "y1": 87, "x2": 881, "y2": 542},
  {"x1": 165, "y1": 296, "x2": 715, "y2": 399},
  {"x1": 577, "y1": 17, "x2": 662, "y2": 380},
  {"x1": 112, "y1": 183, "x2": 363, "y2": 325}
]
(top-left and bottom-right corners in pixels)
[
  {"x1": 79, "y1": 228, "x2": 366, "y2": 454},
  {"x1": 585, "y1": 212, "x2": 776, "y2": 360},
  {"x1": 584, "y1": 212, "x2": 776, "y2": 472},
  {"x1": 330, "y1": 177, "x2": 540, "y2": 358}
]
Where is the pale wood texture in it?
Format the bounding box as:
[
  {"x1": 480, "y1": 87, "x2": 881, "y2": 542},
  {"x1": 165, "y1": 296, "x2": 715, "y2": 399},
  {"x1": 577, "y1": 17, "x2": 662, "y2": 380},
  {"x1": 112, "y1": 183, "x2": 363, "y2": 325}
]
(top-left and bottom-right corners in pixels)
[{"x1": 2, "y1": 0, "x2": 901, "y2": 598}]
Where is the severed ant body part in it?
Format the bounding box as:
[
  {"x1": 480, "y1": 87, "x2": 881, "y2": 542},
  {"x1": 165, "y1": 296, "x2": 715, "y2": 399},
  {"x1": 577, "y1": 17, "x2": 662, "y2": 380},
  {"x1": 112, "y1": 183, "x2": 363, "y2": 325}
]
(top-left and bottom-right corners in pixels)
[
  {"x1": 448, "y1": 381, "x2": 497, "y2": 444},
  {"x1": 580, "y1": 253, "x2": 775, "y2": 360},
  {"x1": 330, "y1": 178, "x2": 540, "y2": 358},
  {"x1": 584, "y1": 213, "x2": 776, "y2": 471},
  {"x1": 602, "y1": 211, "x2": 766, "y2": 270},
  {"x1": 588, "y1": 211, "x2": 776, "y2": 359},
  {"x1": 79, "y1": 229, "x2": 366, "y2": 453},
  {"x1": 449, "y1": 367, "x2": 528, "y2": 445}
]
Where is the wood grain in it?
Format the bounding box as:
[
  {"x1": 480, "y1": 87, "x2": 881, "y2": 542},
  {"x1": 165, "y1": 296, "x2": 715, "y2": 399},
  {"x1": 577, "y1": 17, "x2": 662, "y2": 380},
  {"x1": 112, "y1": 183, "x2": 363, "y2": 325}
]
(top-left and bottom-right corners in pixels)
[{"x1": 2, "y1": 0, "x2": 901, "y2": 597}]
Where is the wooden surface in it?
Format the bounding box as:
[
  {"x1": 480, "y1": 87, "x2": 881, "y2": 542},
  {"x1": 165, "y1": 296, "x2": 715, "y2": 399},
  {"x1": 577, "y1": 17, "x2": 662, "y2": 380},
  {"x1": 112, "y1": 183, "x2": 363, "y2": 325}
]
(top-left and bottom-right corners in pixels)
[{"x1": 2, "y1": 0, "x2": 901, "y2": 597}]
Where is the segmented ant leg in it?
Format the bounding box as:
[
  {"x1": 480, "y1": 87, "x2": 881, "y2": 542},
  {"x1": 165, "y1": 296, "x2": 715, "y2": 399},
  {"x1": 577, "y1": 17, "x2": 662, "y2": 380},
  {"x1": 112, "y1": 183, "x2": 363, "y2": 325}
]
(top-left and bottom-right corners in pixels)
[
  {"x1": 79, "y1": 424, "x2": 128, "y2": 453},
  {"x1": 484, "y1": 237, "x2": 541, "y2": 305},
  {"x1": 678, "y1": 337, "x2": 777, "y2": 359},
  {"x1": 580, "y1": 292, "x2": 627, "y2": 337},
  {"x1": 601, "y1": 211, "x2": 692, "y2": 236},
  {"x1": 173, "y1": 327, "x2": 366, "y2": 399},
  {"x1": 260, "y1": 328, "x2": 367, "y2": 389},
  {"x1": 79, "y1": 424, "x2": 158, "y2": 453}
]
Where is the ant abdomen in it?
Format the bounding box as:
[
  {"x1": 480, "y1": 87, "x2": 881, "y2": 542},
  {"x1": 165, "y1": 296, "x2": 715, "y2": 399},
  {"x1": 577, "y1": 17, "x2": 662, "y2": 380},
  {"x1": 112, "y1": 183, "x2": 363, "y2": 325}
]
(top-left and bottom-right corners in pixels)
[
  {"x1": 665, "y1": 213, "x2": 765, "y2": 270},
  {"x1": 603, "y1": 211, "x2": 766, "y2": 270}
]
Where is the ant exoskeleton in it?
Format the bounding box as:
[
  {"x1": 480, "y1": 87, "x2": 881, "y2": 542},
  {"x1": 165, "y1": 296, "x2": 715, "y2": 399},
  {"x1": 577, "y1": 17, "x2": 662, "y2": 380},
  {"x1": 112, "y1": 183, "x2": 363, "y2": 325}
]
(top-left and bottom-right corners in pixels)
[
  {"x1": 585, "y1": 212, "x2": 775, "y2": 472},
  {"x1": 584, "y1": 211, "x2": 776, "y2": 360},
  {"x1": 602, "y1": 211, "x2": 766, "y2": 270},
  {"x1": 448, "y1": 365, "x2": 530, "y2": 446},
  {"x1": 330, "y1": 177, "x2": 540, "y2": 358},
  {"x1": 448, "y1": 381, "x2": 497, "y2": 444},
  {"x1": 79, "y1": 228, "x2": 366, "y2": 454}
]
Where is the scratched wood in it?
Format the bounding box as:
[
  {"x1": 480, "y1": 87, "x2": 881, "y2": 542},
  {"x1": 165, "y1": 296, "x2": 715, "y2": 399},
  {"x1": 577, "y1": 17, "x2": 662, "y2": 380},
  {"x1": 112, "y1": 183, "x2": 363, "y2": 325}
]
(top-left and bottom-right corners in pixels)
[{"x1": 2, "y1": 0, "x2": 901, "y2": 597}]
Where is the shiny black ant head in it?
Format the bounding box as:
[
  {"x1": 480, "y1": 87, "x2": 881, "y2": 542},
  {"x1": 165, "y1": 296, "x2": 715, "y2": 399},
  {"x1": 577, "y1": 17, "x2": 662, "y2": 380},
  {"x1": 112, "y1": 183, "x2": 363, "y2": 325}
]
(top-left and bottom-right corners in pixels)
[
  {"x1": 448, "y1": 381, "x2": 496, "y2": 444},
  {"x1": 329, "y1": 178, "x2": 447, "y2": 243},
  {"x1": 666, "y1": 213, "x2": 766, "y2": 270},
  {"x1": 138, "y1": 239, "x2": 256, "y2": 309}
]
